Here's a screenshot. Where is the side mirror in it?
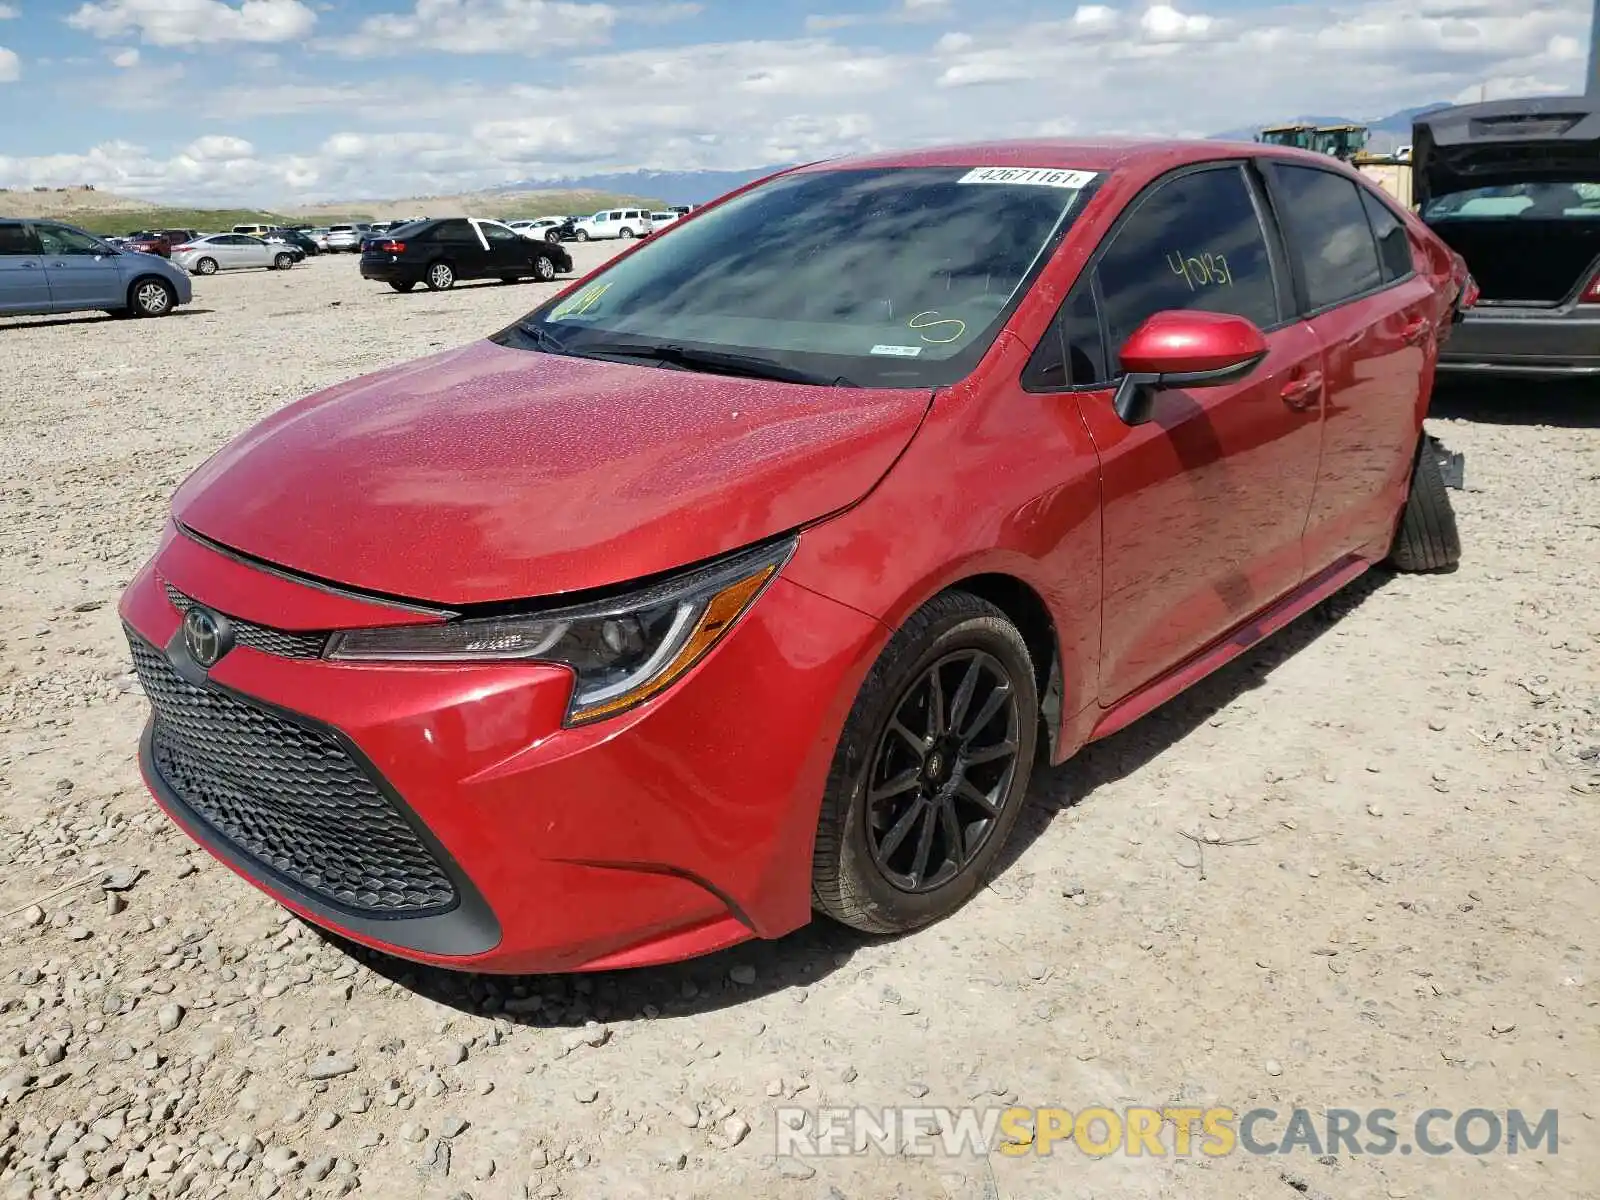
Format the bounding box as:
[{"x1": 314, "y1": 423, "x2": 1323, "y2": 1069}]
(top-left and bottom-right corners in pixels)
[{"x1": 1111, "y1": 310, "x2": 1269, "y2": 426}]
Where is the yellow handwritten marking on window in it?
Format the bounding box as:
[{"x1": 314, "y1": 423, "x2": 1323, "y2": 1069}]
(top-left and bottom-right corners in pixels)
[
  {"x1": 1167, "y1": 252, "x2": 1234, "y2": 291},
  {"x1": 553, "y1": 282, "x2": 611, "y2": 319},
  {"x1": 908, "y1": 311, "x2": 967, "y2": 344}
]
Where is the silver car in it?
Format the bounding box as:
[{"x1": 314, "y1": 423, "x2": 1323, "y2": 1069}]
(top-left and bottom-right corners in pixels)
[
  {"x1": 171, "y1": 234, "x2": 297, "y2": 276},
  {"x1": 324, "y1": 224, "x2": 371, "y2": 253},
  {"x1": 0, "y1": 218, "x2": 193, "y2": 319}
]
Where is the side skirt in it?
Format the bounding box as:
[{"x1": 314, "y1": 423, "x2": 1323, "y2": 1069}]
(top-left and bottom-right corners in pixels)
[{"x1": 1087, "y1": 554, "x2": 1371, "y2": 743}]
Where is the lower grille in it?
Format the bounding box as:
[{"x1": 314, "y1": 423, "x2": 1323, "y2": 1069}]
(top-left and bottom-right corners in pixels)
[{"x1": 127, "y1": 631, "x2": 457, "y2": 917}]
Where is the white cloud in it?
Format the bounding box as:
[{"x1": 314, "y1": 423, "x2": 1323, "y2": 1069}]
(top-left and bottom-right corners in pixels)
[
  {"x1": 806, "y1": 0, "x2": 951, "y2": 32},
  {"x1": 7, "y1": 0, "x2": 1594, "y2": 204},
  {"x1": 66, "y1": 0, "x2": 316, "y2": 46},
  {"x1": 110, "y1": 45, "x2": 140, "y2": 66},
  {"x1": 0, "y1": 46, "x2": 16, "y2": 81},
  {"x1": 0, "y1": 5, "x2": 18, "y2": 19},
  {"x1": 331, "y1": 0, "x2": 652, "y2": 56},
  {"x1": 1139, "y1": 3, "x2": 1215, "y2": 42}
]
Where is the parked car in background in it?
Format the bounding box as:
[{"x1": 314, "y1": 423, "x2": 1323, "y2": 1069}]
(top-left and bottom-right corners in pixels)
[
  {"x1": 266, "y1": 229, "x2": 319, "y2": 258},
  {"x1": 644, "y1": 211, "x2": 682, "y2": 236},
  {"x1": 231, "y1": 224, "x2": 275, "y2": 238},
  {"x1": 570, "y1": 208, "x2": 653, "y2": 241},
  {"x1": 324, "y1": 224, "x2": 371, "y2": 253},
  {"x1": 307, "y1": 227, "x2": 333, "y2": 251},
  {"x1": 509, "y1": 217, "x2": 573, "y2": 243},
  {"x1": 359, "y1": 217, "x2": 572, "y2": 292},
  {"x1": 171, "y1": 234, "x2": 298, "y2": 275},
  {"x1": 0, "y1": 218, "x2": 192, "y2": 318},
  {"x1": 117, "y1": 138, "x2": 1467, "y2": 973},
  {"x1": 120, "y1": 229, "x2": 202, "y2": 258},
  {"x1": 1413, "y1": 96, "x2": 1600, "y2": 377}
]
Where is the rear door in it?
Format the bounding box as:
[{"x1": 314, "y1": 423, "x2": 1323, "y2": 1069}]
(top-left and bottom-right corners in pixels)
[
  {"x1": 1038, "y1": 162, "x2": 1327, "y2": 705},
  {"x1": 1263, "y1": 162, "x2": 1435, "y2": 569},
  {"x1": 35, "y1": 223, "x2": 124, "y2": 308},
  {"x1": 0, "y1": 222, "x2": 50, "y2": 314}
]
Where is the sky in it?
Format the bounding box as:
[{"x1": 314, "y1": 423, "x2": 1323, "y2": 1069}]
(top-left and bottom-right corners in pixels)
[{"x1": 0, "y1": 0, "x2": 1594, "y2": 204}]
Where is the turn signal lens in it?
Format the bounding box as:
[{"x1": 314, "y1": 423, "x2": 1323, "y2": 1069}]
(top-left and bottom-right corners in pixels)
[{"x1": 326, "y1": 538, "x2": 796, "y2": 725}]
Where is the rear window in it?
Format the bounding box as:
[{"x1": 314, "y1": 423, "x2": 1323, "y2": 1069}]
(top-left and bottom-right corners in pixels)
[
  {"x1": 330, "y1": 225, "x2": 355, "y2": 233},
  {"x1": 1270, "y1": 164, "x2": 1383, "y2": 309},
  {"x1": 0, "y1": 224, "x2": 38, "y2": 254},
  {"x1": 1423, "y1": 182, "x2": 1600, "y2": 220}
]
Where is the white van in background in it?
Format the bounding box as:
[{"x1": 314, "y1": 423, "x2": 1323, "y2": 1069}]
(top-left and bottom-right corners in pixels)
[{"x1": 570, "y1": 208, "x2": 653, "y2": 241}]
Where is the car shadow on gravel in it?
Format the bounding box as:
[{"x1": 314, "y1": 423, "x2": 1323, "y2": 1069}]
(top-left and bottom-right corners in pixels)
[
  {"x1": 0, "y1": 308, "x2": 215, "y2": 330},
  {"x1": 997, "y1": 565, "x2": 1394, "y2": 874},
  {"x1": 1431, "y1": 378, "x2": 1599, "y2": 427},
  {"x1": 310, "y1": 570, "x2": 1392, "y2": 1026}
]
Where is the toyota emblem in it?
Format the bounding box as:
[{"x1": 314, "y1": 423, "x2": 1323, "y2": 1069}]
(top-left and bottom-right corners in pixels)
[{"x1": 182, "y1": 607, "x2": 231, "y2": 668}]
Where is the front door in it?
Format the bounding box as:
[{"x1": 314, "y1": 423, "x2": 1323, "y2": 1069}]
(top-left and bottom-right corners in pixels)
[
  {"x1": 0, "y1": 223, "x2": 49, "y2": 314},
  {"x1": 34, "y1": 223, "x2": 124, "y2": 308},
  {"x1": 1265, "y1": 163, "x2": 1436, "y2": 569},
  {"x1": 1060, "y1": 162, "x2": 1327, "y2": 705},
  {"x1": 478, "y1": 221, "x2": 528, "y2": 275}
]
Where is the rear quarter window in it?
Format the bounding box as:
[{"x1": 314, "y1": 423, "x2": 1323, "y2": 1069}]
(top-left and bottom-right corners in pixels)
[{"x1": 1270, "y1": 164, "x2": 1383, "y2": 309}]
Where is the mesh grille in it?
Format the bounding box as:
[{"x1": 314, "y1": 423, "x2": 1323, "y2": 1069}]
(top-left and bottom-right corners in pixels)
[
  {"x1": 163, "y1": 581, "x2": 327, "y2": 660},
  {"x1": 128, "y1": 630, "x2": 457, "y2": 916}
]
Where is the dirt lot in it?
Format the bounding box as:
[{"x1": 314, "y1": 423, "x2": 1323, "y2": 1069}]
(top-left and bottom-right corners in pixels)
[{"x1": 1, "y1": 250, "x2": 1597, "y2": 1200}]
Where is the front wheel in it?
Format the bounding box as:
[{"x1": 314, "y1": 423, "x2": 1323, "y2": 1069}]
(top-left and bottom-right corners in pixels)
[
  {"x1": 193, "y1": 257, "x2": 218, "y2": 276},
  {"x1": 812, "y1": 591, "x2": 1038, "y2": 935},
  {"x1": 273, "y1": 253, "x2": 294, "y2": 270},
  {"x1": 130, "y1": 278, "x2": 175, "y2": 318},
  {"x1": 531, "y1": 255, "x2": 557, "y2": 282},
  {"x1": 425, "y1": 261, "x2": 455, "y2": 291},
  {"x1": 1386, "y1": 434, "x2": 1461, "y2": 572}
]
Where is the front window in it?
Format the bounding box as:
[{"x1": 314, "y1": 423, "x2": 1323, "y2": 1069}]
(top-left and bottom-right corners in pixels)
[
  {"x1": 1423, "y1": 182, "x2": 1600, "y2": 220},
  {"x1": 35, "y1": 225, "x2": 108, "y2": 255},
  {"x1": 506, "y1": 165, "x2": 1099, "y2": 388}
]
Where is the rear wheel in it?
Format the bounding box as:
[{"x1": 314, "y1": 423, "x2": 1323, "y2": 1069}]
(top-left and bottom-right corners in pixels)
[
  {"x1": 1386, "y1": 435, "x2": 1461, "y2": 572},
  {"x1": 618, "y1": 227, "x2": 635, "y2": 239},
  {"x1": 193, "y1": 257, "x2": 218, "y2": 276},
  {"x1": 388, "y1": 280, "x2": 416, "y2": 293},
  {"x1": 425, "y1": 260, "x2": 455, "y2": 291},
  {"x1": 129, "y1": 278, "x2": 175, "y2": 317},
  {"x1": 812, "y1": 591, "x2": 1038, "y2": 935},
  {"x1": 574, "y1": 229, "x2": 589, "y2": 242}
]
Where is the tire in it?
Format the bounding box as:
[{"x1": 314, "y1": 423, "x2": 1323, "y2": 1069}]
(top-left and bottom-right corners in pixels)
[
  {"x1": 531, "y1": 255, "x2": 557, "y2": 282},
  {"x1": 545, "y1": 230, "x2": 561, "y2": 244},
  {"x1": 574, "y1": 229, "x2": 589, "y2": 242},
  {"x1": 424, "y1": 260, "x2": 455, "y2": 291},
  {"x1": 129, "y1": 277, "x2": 175, "y2": 318},
  {"x1": 273, "y1": 253, "x2": 294, "y2": 271},
  {"x1": 1386, "y1": 434, "x2": 1461, "y2": 572},
  {"x1": 812, "y1": 591, "x2": 1039, "y2": 935},
  {"x1": 618, "y1": 227, "x2": 635, "y2": 239},
  {"x1": 193, "y1": 257, "x2": 218, "y2": 276},
  {"x1": 388, "y1": 280, "x2": 416, "y2": 293}
]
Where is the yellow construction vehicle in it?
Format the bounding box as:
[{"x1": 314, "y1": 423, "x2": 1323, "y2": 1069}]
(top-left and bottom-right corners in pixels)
[
  {"x1": 1258, "y1": 122, "x2": 1375, "y2": 162},
  {"x1": 1257, "y1": 123, "x2": 1316, "y2": 151}
]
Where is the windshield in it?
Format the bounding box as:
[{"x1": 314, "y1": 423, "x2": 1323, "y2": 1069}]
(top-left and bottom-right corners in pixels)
[
  {"x1": 506, "y1": 165, "x2": 1098, "y2": 388},
  {"x1": 1424, "y1": 181, "x2": 1600, "y2": 220}
]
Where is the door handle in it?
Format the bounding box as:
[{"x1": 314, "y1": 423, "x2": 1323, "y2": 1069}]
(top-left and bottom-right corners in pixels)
[
  {"x1": 1280, "y1": 371, "x2": 1323, "y2": 411},
  {"x1": 20, "y1": 261, "x2": 37, "y2": 268},
  {"x1": 1400, "y1": 318, "x2": 1430, "y2": 345}
]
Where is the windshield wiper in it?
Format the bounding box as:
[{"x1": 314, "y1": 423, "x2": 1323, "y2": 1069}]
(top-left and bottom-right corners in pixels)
[
  {"x1": 515, "y1": 320, "x2": 570, "y2": 354},
  {"x1": 569, "y1": 341, "x2": 853, "y2": 387}
]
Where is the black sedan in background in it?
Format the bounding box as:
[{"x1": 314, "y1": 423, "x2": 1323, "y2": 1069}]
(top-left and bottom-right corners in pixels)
[{"x1": 360, "y1": 217, "x2": 573, "y2": 292}]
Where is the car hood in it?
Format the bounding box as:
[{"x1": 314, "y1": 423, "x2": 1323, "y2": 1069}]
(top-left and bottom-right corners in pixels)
[
  {"x1": 173, "y1": 339, "x2": 931, "y2": 607},
  {"x1": 1414, "y1": 97, "x2": 1600, "y2": 206}
]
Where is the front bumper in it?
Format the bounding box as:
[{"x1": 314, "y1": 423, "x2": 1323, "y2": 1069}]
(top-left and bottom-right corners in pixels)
[
  {"x1": 119, "y1": 526, "x2": 885, "y2": 973},
  {"x1": 1438, "y1": 306, "x2": 1600, "y2": 377}
]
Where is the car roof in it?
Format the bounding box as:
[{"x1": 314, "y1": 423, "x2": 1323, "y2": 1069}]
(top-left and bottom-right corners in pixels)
[{"x1": 791, "y1": 137, "x2": 1340, "y2": 177}]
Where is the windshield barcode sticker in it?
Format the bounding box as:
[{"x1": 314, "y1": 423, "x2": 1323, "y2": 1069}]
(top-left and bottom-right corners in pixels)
[
  {"x1": 871, "y1": 344, "x2": 923, "y2": 357},
  {"x1": 957, "y1": 167, "x2": 1097, "y2": 189}
]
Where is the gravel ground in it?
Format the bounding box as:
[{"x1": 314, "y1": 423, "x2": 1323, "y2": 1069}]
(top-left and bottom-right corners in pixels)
[{"x1": 2, "y1": 251, "x2": 1597, "y2": 1200}]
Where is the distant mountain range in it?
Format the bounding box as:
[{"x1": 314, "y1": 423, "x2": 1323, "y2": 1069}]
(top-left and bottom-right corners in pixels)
[
  {"x1": 503, "y1": 166, "x2": 792, "y2": 207},
  {"x1": 500, "y1": 105, "x2": 1457, "y2": 204},
  {"x1": 1209, "y1": 103, "x2": 1454, "y2": 151}
]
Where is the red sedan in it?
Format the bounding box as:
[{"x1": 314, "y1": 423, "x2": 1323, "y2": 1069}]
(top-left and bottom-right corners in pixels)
[{"x1": 120, "y1": 139, "x2": 1469, "y2": 973}]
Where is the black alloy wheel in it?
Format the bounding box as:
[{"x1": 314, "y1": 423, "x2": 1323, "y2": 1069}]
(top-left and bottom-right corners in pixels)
[{"x1": 864, "y1": 649, "x2": 1021, "y2": 892}]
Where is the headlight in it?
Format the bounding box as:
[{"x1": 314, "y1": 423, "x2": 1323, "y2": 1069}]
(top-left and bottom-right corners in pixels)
[{"x1": 325, "y1": 538, "x2": 795, "y2": 724}]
